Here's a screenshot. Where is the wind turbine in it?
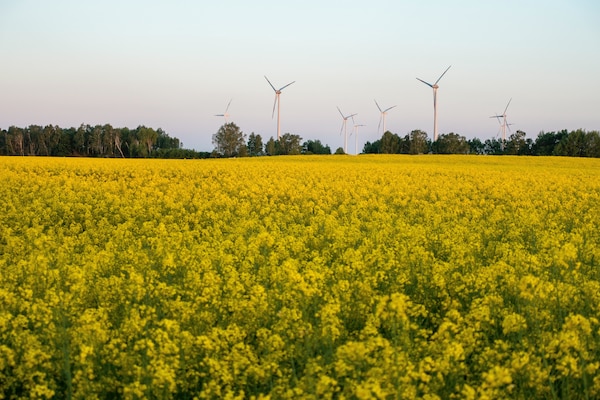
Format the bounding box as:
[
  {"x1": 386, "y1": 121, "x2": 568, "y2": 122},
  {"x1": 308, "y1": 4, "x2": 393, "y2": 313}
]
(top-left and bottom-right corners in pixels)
[
  {"x1": 265, "y1": 76, "x2": 295, "y2": 140},
  {"x1": 214, "y1": 99, "x2": 232, "y2": 123},
  {"x1": 416, "y1": 65, "x2": 451, "y2": 141},
  {"x1": 351, "y1": 116, "x2": 365, "y2": 156},
  {"x1": 337, "y1": 107, "x2": 357, "y2": 154},
  {"x1": 375, "y1": 100, "x2": 396, "y2": 135},
  {"x1": 490, "y1": 98, "x2": 512, "y2": 147}
]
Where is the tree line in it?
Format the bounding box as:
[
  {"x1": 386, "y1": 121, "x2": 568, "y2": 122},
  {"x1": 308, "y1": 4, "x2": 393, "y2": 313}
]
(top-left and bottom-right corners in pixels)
[
  {"x1": 211, "y1": 122, "x2": 333, "y2": 157},
  {"x1": 214, "y1": 123, "x2": 600, "y2": 158},
  {"x1": 362, "y1": 129, "x2": 600, "y2": 157},
  {"x1": 3, "y1": 122, "x2": 599, "y2": 158},
  {"x1": 0, "y1": 124, "x2": 210, "y2": 158}
]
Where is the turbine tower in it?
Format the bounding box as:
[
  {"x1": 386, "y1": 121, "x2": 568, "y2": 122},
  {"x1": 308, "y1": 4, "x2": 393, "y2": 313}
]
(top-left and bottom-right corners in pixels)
[
  {"x1": 490, "y1": 98, "x2": 512, "y2": 147},
  {"x1": 265, "y1": 76, "x2": 295, "y2": 140},
  {"x1": 214, "y1": 99, "x2": 232, "y2": 123},
  {"x1": 416, "y1": 65, "x2": 451, "y2": 142},
  {"x1": 375, "y1": 100, "x2": 396, "y2": 135},
  {"x1": 351, "y1": 117, "x2": 365, "y2": 156},
  {"x1": 337, "y1": 107, "x2": 357, "y2": 154}
]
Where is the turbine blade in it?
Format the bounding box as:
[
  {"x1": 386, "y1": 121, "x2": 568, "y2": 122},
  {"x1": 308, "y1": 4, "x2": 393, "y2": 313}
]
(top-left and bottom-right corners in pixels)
[
  {"x1": 416, "y1": 77, "x2": 434, "y2": 88},
  {"x1": 348, "y1": 113, "x2": 357, "y2": 119},
  {"x1": 337, "y1": 106, "x2": 345, "y2": 118},
  {"x1": 504, "y1": 98, "x2": 512, "y2": 114},
  {"x1": 225, "y1": 99, "x2": 232, "y2": 113},
  {"x1": 434, "y1": 65, "x2": 452, "y2": 85},
  {"x1": 377, "y1": 116, "x2": 382, "y2": 133},
  {"x1": 374, "y1": 99, "x2": 382, "y2": 112},
  {"x1": 272, "y1": 95, "x2": 278, "y2": 118},
  {"x1": 279, "y1": 81, "x2": 295, "y2": 91},
  {"x1": 264, "y1": 76, "x2": 276, "y2": 92},
  {"x1": 384, "y1": 105, "x2": 397, "y2": 113},
  {"x1": 340, "y1": 121, "x2": 345, "y2": 136}
]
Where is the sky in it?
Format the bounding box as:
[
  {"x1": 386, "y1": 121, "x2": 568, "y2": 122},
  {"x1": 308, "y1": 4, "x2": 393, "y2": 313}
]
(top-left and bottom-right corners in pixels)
[{"x1": 1, "y1": 0, "x2": 599, "y2": 152}]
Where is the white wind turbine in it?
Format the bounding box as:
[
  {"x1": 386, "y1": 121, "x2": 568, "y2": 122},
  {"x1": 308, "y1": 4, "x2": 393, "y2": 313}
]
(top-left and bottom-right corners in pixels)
[
  {"x1": 490, "y1": 98, "x2": 513, "y2": 147},
  {"x1": 375, "y1": 100, "x2": 396, "y2": 135},
  {"x1": 214, "y1": 99, "x2": 232, "y2": 123},
  {"x1": 351, "y1": 116, "x2": 365, "y2": 156},
  {"x1": 337, "y1": 107, "x2": 357, "y2": 154},
  {"x1": 265, "y1": 76, "x2": 295, "y2": 140},
  {"x1": 416, "y1": 65, "x2": 451, "y2": 142}
]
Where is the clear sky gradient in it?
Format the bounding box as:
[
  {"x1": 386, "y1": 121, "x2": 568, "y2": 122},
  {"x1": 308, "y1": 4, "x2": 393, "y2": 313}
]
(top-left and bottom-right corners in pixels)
[{"x1": 1, "y1": 0, "x2": 599, "y2": 152}]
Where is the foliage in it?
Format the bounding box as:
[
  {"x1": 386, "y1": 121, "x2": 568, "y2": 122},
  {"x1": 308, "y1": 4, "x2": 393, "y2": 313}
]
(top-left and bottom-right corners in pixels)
[
  {"x1": 277, "y1": 133, "x2": 303, "y2": 155},
  {"x1": 554, "y1": 129, "x2": 600, "y2": 157},
  {"x1": 0, "y1": 124, "x2": 184, "y2": 158},
  {"x1": 2, "y1": 124, "x2": 599, "y2": 159},
  {"x1": 380, "y1": 131, "x2": 402, "y2": 154},
  {"x1": 468, "y1": 137, "x2": 485, "y2": 154},
  {"x1": 261, "y1": 134, "x2": 304, "y2": 156},
  {"x1": 265, "y1": 137, "x2": 277, "y2": 156},
  {"x1": 212, "y1": 123, "x2": 247, "y2": 158},
  {"x1": 1, "y1": 155, "x2": 600, "y2": 398},
  {"x1": 532, "y1": 130, "x2": 569, "y2": 156},
  {"x1": 505, "y1": 130, "x2": 529, "y2": 155},
  {"x1": 407, "y1": 129, "x2": 429, "y2": 154},
  {"x1": 303, "y1": 139, "x2": 331, "y2": 155},
  {"x1": 362, "y1": 139, "x2": 382, "y2": 154},
  {"x1": 362, "y1": 129, "x2": 600, "y2": 157},
  {"x1": 433, "y1": 132, "x2": 469, "y2": 154},
  {"x1": 246, "y1": 132, "x2": 264, "y2": 156}
]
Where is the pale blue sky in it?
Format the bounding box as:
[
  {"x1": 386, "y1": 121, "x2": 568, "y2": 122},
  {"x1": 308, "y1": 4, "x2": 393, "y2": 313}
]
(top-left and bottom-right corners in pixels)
[{"x1": 1, "y1": 0, "x2": 599, "y2": 152}]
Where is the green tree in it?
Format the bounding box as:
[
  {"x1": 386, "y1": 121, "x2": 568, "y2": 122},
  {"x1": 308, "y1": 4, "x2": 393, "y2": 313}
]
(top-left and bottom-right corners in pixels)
[
  {"x1": 587, "y1": 131, "x2": 600, "y2": 157},
  {"x1": 247, "y1": 132, "x2": 264, "y2": 156},
  {"x1": 155, "y1": 128, "x2": 180, "y2": 151},
  {"x1": 277, "y1": 133, "x2": 303, "y2": 155},
  {"x1": 73, "y1": 124, "x2": 88, "y2": 155},
  {"x1": 7, "y1": 126, "x2": 25, "y2": 156},
  {"x1": 555, "y1": 129, "x2": 586, "y2": 157},
  {"x1": 0, "y1": 128, "x2": 7, "y2": 155},
  {"x1": 381, "y1": 131, "x2": 402, "y2": 154},
  {"x1": 56, "y1": 127, "x2": 75, "y2": 156},
  {"x1": 303, "y1": 139, "x2": 331, "y2": 154},
  {"x1": 135, "y1": 126, "x2": 158, "y2": 157},
  {"x1": 505, "y1": 130, "x2": 528, "y2": 155},
  {"x1": 484, "y1": 138, "x2": 504, "y2": 155},
  {"x1": 531, "y1": 130, "x2": 567, "y2": 156},
  {"x1": 88, "y1": 125, "x2": 104, "y2": 155},
  {"x1": 265, "y1": 137, "x2": 277, "y2": 156},
  {"x1": 555, "y1": 129, "x2": 600, "y2": 157},
  {"x1": 408, "y1": 129, "x2": 429, "y2": 154},
  {"x1": 212, "y1": 122, "x2": 246, "y2": 157},
  {"x1": 468, "y1": 137, "x2": 485, "y2": 154},
  {"x1": 362, "y1": 139, "x2": 381, "y2": 154},
  {"x1": 26, "y1": 125, "x2": 43, "y2": 155},
  {"x1": 334, "y1": 147, "x2": 345, "y2": 154},
  {"x1": 434, "y1": 132, "x2": 469, "y2": 154}
]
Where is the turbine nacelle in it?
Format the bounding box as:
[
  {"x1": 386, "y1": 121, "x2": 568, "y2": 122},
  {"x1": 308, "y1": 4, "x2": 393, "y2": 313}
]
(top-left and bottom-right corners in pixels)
[
  {"x1": 490, "y1": 98, "x2": 514, "y2": 148},
  {"x1": 375, "y1": 100, "x2": 397, "y2": 134},
  {"x1": 265, "y1": 75, "x2": 295, "y2": 139},
  {"x1": 337, "y1": 106, "x2": 357, "y2": 153},
  {"x1": 215, "y1": 99, "x2": 232, "y2": 122},
  {"x1": 416, "y1": 65, "x2": 451, "y2": 141}
]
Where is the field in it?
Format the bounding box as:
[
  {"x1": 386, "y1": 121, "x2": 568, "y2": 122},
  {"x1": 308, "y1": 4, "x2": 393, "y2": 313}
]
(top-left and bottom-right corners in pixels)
[{"x1": 1, "y1": 155, "x2": 599, "y2": 399}]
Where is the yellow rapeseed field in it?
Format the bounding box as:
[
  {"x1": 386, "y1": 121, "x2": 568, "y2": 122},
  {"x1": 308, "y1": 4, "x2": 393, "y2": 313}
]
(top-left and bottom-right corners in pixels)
[{"x1": 1, "y1": 155, "x2": 599, "y2": 399}]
